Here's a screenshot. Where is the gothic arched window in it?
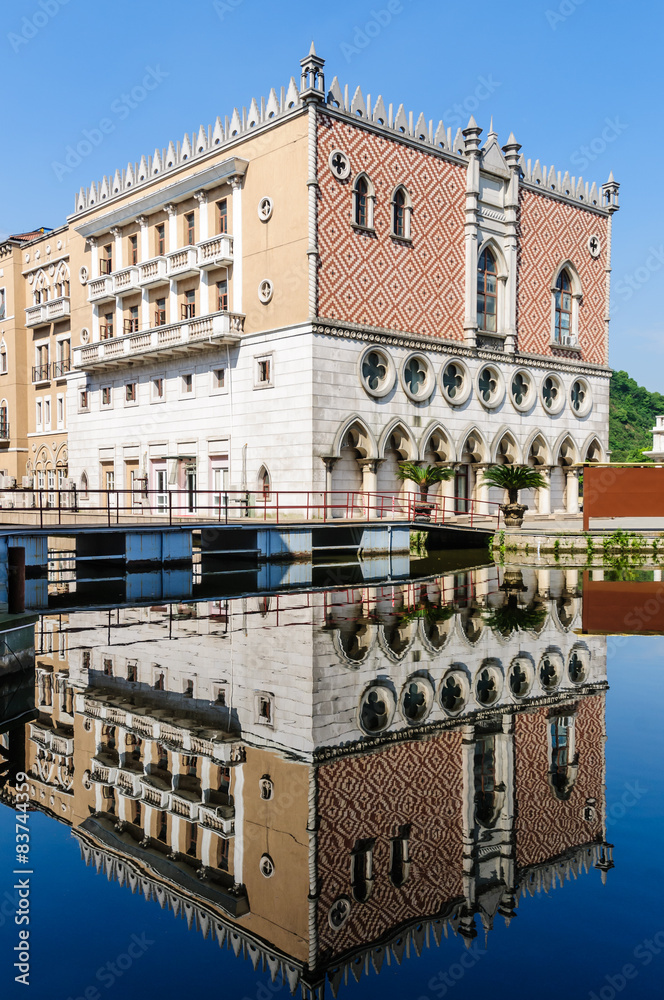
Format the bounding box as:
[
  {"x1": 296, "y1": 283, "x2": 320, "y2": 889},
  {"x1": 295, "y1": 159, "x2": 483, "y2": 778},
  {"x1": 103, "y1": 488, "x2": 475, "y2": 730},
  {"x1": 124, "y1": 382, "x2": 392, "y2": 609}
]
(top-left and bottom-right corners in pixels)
[
  {"x1": 391, "y1": 186, "x2": 411, "y2": 239},
  {"x1": 554, "y1": 269, "x2": 573, "y2": 343},
  {"x1": 352, "y1": 174, "x2": 375, "y2": 230},
  {"x1": 477, "y1": 248, "x2": 498, "y2": 332}
]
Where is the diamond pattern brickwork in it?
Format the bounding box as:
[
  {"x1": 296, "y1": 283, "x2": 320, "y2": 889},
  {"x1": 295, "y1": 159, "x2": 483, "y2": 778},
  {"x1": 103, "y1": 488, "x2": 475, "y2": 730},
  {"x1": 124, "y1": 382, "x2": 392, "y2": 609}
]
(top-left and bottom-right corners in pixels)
[
  {"x1": 517, "y1": 191, "x2": 609, "y2": 365},
  {"x1": 315, "y1": 731, "x2": 464, "y2": 956},
  {"x1": 514, "y1": 694, "x2": 605, "y2": 869},
  {"x1": 317, "y1": 114, "x2": 466, "y2": 340}
]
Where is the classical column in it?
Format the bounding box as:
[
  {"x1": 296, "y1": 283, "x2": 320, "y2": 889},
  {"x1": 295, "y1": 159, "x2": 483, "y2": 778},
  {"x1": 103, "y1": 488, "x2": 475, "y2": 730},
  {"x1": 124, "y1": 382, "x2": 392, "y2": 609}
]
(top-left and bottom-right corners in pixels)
[
  {"x1": 473, "y1": 463, "x2": 490, "y2": 513},
  {"x1": 136, "y1": 216, "x2": 150, "y2": 329},
  {"x1": 566, "y1": 468, "x2": 580, "y2": 515},
  {"x1": 164, "y1": 202, "x2": 178, "y2": 252},
  {"x1": 230, "y1": 176, "x2": 243, "y2": 314},
  {"x1": 194, "y1": 190, "x2": 208, "y2": 241},
  {"x1": 537, "y1": 568, "x2": 551, "y2": 598},
  {"x1": 359, "y1": 459, "x2": 379, "y2": 519},
  {"x1": 87, "y1": 237, "x2": 98, "y2": 279},
  {"x1": 322, "y1": 457, "x2": 337, "y2": 495},
  {"x1": 538, "y1": 466, "x2": 552, "y2": 515},
  {"x1": 462, "y1": 118, "x2": 482, "y2": 347}
]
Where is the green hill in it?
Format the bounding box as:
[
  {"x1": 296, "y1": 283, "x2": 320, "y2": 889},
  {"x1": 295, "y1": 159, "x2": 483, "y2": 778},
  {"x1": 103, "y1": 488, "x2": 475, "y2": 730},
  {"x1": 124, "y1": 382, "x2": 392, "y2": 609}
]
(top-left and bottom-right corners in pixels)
[{"x1": 609, "y1": 370, "x2": 664, "y2": 462}]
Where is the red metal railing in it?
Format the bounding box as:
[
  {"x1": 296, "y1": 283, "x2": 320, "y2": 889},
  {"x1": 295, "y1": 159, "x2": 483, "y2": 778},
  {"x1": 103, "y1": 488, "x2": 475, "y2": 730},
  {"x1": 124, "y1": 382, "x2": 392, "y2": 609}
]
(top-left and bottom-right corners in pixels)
[{"x1": 0, "y1": 486, "x2": 502, "y2": 530}]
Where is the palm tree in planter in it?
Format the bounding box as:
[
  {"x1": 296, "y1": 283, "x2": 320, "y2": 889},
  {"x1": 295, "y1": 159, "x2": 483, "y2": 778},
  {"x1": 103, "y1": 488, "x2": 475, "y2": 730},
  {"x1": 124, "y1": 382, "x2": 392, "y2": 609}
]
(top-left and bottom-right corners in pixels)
[
  {"x1": 482, "y1": 465, "x2": 549, "y2": 528},
  {"x1": 396, "y1": 463, "x2": 455, "y2": 521}
]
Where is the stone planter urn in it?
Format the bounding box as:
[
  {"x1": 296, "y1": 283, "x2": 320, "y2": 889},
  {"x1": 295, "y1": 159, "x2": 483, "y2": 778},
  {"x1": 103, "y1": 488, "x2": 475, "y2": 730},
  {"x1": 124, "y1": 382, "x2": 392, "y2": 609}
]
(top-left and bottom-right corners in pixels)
[
  {"x1": 413, "y1": 500, "x2": 435, "y2": 522},
  {"x1": 500, "y1": 503, "x2": 528, "y2": 528}
]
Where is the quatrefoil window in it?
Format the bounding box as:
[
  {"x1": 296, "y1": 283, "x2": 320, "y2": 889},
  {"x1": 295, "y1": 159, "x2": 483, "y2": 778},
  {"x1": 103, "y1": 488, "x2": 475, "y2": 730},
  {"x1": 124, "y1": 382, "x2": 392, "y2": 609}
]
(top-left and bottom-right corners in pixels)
[
  {"x1": 440, "y1": 672, "x2": 468, "y2": 714},
  {"x1": 571, "y1": 380, "x2": 586, "y2": 412},
  {"x1": 401, "y1": 678, "x2": 432, "y2": 724},
  {"x1": 478, "y1": 366, "x2": 497, "y2": 402},
  {"x1": 405, "y1": 358, "x2": 426, "y2": 395},
  {"x1": 362, "y1": 351, "x2": 387, "y2": 390},
  {"x1": 540, "y1": 655, "x2": 560, "y2": 690},
  {"x1": 328, "y1": 897, "x2": 352, "y2": 931},
  {"x1": 329, "y1": 149, "x2": 351, "y2": 180},
  {"x1": 359, "y1": 685, "x2": 395, "y2": 734},
  {"x1": 569, "y1": 651, "x2": 587, "y2": 683},
  {"x1": 543, "y1": 376, "x2": 559, "y2": 409},
  {"x1": 509, "y1": 660, "x2": 532, "y2": 698},
  {"x1": 443, "y1": 363, "x2": 464, "y2": 400},
  {"x1": 258, "y1": 279, "x2": 273, "y2": 304},
  {"x1": 512, "y1": 372, "x2": 529, "y2": 406},
  {"x1": 476, "y1": 667, "x2": 500, "y2": 706}
]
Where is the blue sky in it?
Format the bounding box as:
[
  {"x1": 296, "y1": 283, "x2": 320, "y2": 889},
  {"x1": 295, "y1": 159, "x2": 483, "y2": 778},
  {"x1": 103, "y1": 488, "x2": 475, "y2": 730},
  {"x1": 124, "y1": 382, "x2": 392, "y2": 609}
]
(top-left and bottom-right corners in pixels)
[{"x1": 2, "y1": 0, "x2": 661, "y2": 389}]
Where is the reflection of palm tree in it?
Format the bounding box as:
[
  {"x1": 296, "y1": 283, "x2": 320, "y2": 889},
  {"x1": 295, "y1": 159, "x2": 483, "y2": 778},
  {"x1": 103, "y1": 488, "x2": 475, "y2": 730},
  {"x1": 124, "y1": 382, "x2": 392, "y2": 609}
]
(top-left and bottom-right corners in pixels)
[{"x1": 484, "y1": 594, "x2": 547, "y2": 636}]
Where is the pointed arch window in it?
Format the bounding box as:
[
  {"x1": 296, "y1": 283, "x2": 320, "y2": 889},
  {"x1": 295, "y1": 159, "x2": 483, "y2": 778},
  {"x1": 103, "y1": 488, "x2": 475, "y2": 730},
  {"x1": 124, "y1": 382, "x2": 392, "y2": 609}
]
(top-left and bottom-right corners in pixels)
[
  {"x1": 389, "y1": 825, "x2": 411, "y2": 888},
  {"x1": 350, "y1": 838, "x2": 375, "y2": 903},
  {"x1": 555, "y1": 269, "x2": 573, "y2": 342},
  {"x1": 352, "y1": 174, "x2": 375, "y2": 231},
  {"x1": 391, "y1": 186, "x2": 412, "y2": 240},
  {"x1": 0, "y1": 401, "x2": 8, "y2": 440},
  {"x1": 477, "y1": 248, "x2": 498, "y2": 332},
  {"x1": 258, "y1": 465, "x2": 271, "y2": 500}
]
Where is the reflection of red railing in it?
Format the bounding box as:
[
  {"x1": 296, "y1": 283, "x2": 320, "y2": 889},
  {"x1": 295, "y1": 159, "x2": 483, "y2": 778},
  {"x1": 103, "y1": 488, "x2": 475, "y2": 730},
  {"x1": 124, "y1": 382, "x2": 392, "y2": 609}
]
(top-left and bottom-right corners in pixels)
[{"x1": 0, "y1": 487, "x2": 502, "y2": 530}]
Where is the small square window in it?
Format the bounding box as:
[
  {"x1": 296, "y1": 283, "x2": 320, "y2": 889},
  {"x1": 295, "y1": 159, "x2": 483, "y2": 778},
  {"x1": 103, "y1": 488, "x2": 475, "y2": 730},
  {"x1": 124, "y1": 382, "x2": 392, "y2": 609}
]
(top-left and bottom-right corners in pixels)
[
  {"x1": 127, "y1": 662, "x2": 137, "y2": 682},
  {"x1": 256, "y1": 692, "x2": 274, "y2": 726},
  {"x1": 79, "y1": 389, "x2": 89, "y2": 412},
  {"x1": 103, "y1": 657, "x2": 113, "y2": 677},
  {"x1": 101, "y1": 386, "x2": 112, "y2": 408},
  {"x1": 255, "y1": 355, "x2": 273, "y2": 389},
  {"x1": 184, "y1": 679, "x2": 194, "y2": 699},
  {"x1": 125, "y1": 382, "x2": 137, "y2": 404},
  {"x1": 152, "y1": 377, "x2": 165, "y2": 401},
  {"x1": 212, "y1": 368, "x2": 226, "y2": 392},
  {"x1": 215, "y1": 687, "x2": 226, "y2": 706},
  {"x1": 181, "y1": 373, "x2": 193, "y2": 395}
]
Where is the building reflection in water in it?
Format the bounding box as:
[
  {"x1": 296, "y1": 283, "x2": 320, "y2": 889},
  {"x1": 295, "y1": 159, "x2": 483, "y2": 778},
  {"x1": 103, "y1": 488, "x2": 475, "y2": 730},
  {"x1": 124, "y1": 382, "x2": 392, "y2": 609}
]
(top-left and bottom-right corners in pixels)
[{"x1": 0, "y1": 565, "x2": 613, "y2": 997}]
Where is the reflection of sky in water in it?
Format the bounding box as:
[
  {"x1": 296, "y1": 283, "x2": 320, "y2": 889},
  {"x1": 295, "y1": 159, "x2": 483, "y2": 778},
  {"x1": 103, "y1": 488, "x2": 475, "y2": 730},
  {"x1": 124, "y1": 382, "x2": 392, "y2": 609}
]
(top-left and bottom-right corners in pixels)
[{"x1": 0, "y1": 592, "x2": 662, "y2": 1000}]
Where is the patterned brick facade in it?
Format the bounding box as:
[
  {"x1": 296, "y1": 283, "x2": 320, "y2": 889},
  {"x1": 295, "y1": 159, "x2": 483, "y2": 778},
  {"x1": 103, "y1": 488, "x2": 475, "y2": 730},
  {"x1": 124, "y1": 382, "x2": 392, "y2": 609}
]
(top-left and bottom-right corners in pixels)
[
  {"x1": 514, "y1": 695, "x2": 605, "y2": 868},
  {"x1": 517, "y1": 190, "x2": 609, "y2": 364},
  {"x1": 315, "y1": 731, "x2": 464, "y2": 956},
  {"x1": 317, "y1": 114, "x2": 466, "y2": 341}
]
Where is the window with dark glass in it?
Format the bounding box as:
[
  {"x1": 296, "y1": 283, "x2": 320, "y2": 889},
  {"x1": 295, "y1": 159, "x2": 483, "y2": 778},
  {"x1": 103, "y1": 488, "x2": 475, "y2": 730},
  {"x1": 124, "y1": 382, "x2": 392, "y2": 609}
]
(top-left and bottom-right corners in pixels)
[
  {"x1": 129, "y1": 234, "x2": 138, "y2": 265},
  {"x1": 156, "y1": 224, "x2": 165, "y2": 256},
  {"x1": 217, "y1": 279, "x2": 228, "y2": 312},
  {"x1": 477, "y1": 248, "x2": 497, "y2": 332},
  {"x1": 101, "y1": 313, "x2": 113, "y2": 339},
  {"x1": 100, "y1": 245, "x2": 112, "y2": 274},
  {"x1": 355, "y1": 177, "x2": 369, "y2": 227},
  {"x1": 181, "y1": 289, "x2": 195, "y2": 320},
  {"x1": 217, "y1": 199, "x2": 228, "y2": 234},
  {"x1": 124, "y1": 305, "x2": 139, "y2": 333},
  {"x1": 155, "y1": 297, "x2": 166, "y2": 326},
  {"x1": 393, "y1": 188, "x2": 407, "y2": 237},
  {"x1": 185, "y1": 212, "x2": 195, "y2": 246},
  {"x1": 554, "y1": 269, "x2": 573, "y2": 342}
]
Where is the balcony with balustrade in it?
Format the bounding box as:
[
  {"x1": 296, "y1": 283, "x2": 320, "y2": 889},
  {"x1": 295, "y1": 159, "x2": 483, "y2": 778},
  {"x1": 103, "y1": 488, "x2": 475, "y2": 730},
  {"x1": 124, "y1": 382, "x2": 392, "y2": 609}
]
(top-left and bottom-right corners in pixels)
[
  {"x1": 87, "y1": 275, "x2": 115, "y2": 304},
  {"x1": 112, "y1": 266, "x2": 141, "y2": 297},
  {"x1": 25, "y1": 296, "x2": 71, "y2": 327},
  {"x1": 73, "y1": 309, "x2": 244, "y2": 371}
]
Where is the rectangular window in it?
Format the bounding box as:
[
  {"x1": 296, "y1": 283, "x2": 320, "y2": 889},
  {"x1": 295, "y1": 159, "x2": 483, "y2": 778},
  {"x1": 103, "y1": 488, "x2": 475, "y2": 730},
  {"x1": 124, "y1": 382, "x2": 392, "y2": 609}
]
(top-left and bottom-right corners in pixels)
[
  {"x1": 217, "y1": 279, "x2": 228, "y2": 312},
  {"x1": 127, "y1": 663, "x2": 137, "y2": 683},
  {"x1": 152, "y1": 377, "x2": 164, "y2": 401},
  {"x1": 44, "y1": 399, "x2": 51, "y2": 427},
  {"x1": 36, "y1": 400, "x2": 43, "y2": 429},
  {"x1": 182, "y1": 373, "x2": 193, "y2": 395},
  {"x1": 101, "y1": 245, "x2": 113, "y2": 274},
  {"x1": 181, "y1": 289, "x2": 195, "y2": 320},
  {"x1": 129, "y1": 234, "x2": 138, "y2": 265},
  {"x1": 0, "y1": 288, "x2": 5, "y2": 320},
  {"x1": 156, "y1": 223, "x2": 165, "y2": 256},
  {"x1": 101, "y1": 386, "x2": 112, "y2": 408},
  {"x1": 124, "y1": 305, "x2": 139, "y2": 334},
  {"x1": 217, "y1": 200, "x2": 228, "y2": 234},
  {"x1": 79, "y1": 389, "x2": 89, "y2": 412},
  {"x1": 101, "y1": 313, "x2": 114, "y2": 339},
  {"x1": 255, "y1": 356, "x2": 273, "y2": 387},
  {"x1": 0, "y1": 348, "x2": 7, "y2": 374},
  {"x1": 185, "y1": 212, "x2": 195, "y2": 246},
  {"x1": 212, "y1": 368, "x2": 225, "y2": 390},
  {"x1": 125, "y1": 382, "x2": 137, "y2": 404},
  {"x1": 57, "y1": 396, "x2": 64, "y2": 427},
  {"x1": 54, "y1": 339, "x2": 70, "y2": 377},
  {"x1": 105, "y1": 470, "x2": 115, "y2": 491},
  {"x1": 155, "y1": 298, "x2": 166, "y2": 326}
]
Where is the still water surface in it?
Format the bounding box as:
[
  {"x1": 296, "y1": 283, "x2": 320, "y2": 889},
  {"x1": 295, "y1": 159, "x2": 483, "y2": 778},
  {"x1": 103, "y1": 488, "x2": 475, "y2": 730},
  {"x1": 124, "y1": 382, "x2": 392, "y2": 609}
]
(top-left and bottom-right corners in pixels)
[{"x1": 0, "y1": 562, "x2": 662, "y2": 1000}]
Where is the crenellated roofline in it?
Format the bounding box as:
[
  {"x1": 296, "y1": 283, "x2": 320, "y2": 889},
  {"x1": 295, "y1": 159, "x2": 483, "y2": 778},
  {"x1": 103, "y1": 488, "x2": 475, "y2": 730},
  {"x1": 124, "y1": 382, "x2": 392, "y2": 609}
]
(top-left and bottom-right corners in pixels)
[{"x1": 69, "y1": 47, "x2": 618, "y2": 224}]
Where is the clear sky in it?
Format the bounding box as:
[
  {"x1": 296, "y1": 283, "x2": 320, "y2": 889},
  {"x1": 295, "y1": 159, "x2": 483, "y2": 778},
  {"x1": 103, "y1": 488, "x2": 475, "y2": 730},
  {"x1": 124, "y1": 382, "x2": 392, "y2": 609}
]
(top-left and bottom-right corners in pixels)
[{"x1": 1, "y1": 0, "x2": 660, "y2": 390}]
